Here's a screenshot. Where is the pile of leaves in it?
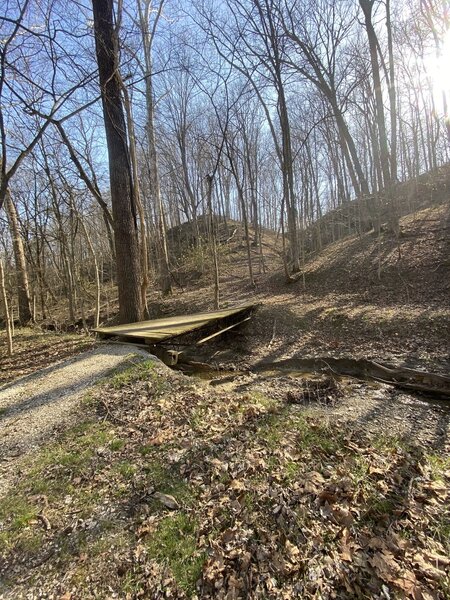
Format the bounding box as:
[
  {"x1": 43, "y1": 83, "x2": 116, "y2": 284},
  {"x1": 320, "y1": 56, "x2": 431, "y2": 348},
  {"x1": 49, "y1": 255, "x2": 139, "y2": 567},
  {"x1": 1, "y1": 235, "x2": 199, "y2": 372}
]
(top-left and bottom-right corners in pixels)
[{"x1": 0, "y1": 360, "x2": 448, "y2": 599}]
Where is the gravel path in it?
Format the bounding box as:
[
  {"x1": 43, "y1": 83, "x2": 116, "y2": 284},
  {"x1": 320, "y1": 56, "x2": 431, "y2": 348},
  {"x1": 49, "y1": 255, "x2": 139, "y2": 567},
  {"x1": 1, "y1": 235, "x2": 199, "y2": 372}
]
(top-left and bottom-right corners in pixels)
[{"x1": 0, "y1": 344, "x2": 152, "y2": 496}]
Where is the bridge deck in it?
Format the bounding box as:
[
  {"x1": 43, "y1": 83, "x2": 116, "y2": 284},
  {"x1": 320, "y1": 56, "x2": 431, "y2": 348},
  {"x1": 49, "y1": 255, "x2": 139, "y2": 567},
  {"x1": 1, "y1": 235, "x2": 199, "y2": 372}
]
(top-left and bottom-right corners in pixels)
[{"x1": 94, "y1": 303, "x2": 256, "y2": 344}]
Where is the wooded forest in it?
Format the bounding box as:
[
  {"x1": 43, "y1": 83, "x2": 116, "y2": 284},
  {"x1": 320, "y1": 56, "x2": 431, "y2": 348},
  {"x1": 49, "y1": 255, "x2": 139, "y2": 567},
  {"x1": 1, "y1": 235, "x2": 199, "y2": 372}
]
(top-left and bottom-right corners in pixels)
[
  {"x1": 0, "y1": 0, "x2": 449, "y2": 333},
  {"x1": 1, "y1": 1, "x2": 450, "y2": 598}
]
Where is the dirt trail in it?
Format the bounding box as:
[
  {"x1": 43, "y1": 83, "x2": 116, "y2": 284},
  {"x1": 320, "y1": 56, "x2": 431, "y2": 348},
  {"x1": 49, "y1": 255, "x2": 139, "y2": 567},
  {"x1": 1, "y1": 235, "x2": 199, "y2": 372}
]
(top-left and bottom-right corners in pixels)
[{"x1": 0, "y1": 344, "x2": 152, "y2": 496}]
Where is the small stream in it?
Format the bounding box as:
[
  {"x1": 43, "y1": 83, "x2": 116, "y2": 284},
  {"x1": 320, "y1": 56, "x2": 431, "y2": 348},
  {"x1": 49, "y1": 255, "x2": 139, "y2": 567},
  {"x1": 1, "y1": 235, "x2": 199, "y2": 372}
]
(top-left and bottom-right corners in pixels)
[{"x1": 174, "y1": 356, "x2": 450, "y2": 405}]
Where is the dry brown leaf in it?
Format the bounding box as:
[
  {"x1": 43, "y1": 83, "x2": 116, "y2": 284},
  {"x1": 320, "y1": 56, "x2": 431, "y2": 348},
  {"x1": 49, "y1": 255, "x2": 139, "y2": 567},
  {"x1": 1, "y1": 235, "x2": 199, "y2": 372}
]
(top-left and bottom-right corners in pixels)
[
  {"x1": 370, "y1": 550, "x2": 401, "y2": 582},
  {"x1": 332, "y1": 505, "x2": 354, "y2": 527},
  {"x1": 304, "y1": 471, "x2": 326, "y2": 494},
  {"x1": 392, "y1": 570, "x2": 418, "y2": 595},
  {"x1": 230, "y1": 479, "x2": 245, "y2": 491},
  {"x1": 369, "y1": 465, "x2": 385, "y2": 477},
  {"x1": 422, "y1": 550, "x2": 450, "y2": 567},
  {"x1": 368, "y1": 536, "x2": 388, "y2": 550},
  {"x1": 412, "y1": 553, "x2": 447, "y2": 581},
  {"x1": 147, "y1": 433, "x2": 166, "y2": 446},
  {"x1": 285, "y1": 540, "x2": 300, "y2": 561},
  {"x1": 317, "y1": 489, "x2": 338, "y2": 504},
  {"x1": 340, "y1": 529, "x2": 353, "y2": 562},
  {"x1": 221, "y1": 528, "x2": 235, "y2": 544}
]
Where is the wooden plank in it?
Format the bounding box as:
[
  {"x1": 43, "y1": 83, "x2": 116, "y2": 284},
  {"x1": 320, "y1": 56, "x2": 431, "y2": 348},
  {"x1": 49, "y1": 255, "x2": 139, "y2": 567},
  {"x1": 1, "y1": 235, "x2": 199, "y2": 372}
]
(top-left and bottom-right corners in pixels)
[
  {"x1": 196, "y1": 316, "x2": 251, "y2": 345},
  {"x1": 94, "y1": 303, "x2": 256, "y2": 343}
]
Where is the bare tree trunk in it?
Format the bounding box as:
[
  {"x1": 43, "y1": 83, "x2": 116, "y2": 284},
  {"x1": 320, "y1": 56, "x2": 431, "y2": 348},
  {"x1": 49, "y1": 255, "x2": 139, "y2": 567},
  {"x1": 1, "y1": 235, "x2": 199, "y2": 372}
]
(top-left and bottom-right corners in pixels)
[
  {"x1": 44, "y1": 160, "x2": 76, "y2": 322},
  {"x1": 386, "y1": 0, "x2": 397, "y2": 181},
  {"x1": 137, "y1": 0, "x2": 172, "y2": 296},
  {"x1": 360, "y1": 0, "x2": 391, "y2": 188},
  {"x1": 0, "y1": 259, "x2": 13, "y2": 356},
  {"x1": 80, "y1": 219, "x2": 101, "y2": 328},
  {"x1": 92, "y1": 0, "x2": 143, "y2": 324},
  {"x1": 121, "y1": 82, "x2": 150, "y2": 316},
  {"x1": 5, "y1": 191, "x2": 33, "y2": 325},
  {"x1": 205, "y1": 174, "x2": 220, "y2": 309}
]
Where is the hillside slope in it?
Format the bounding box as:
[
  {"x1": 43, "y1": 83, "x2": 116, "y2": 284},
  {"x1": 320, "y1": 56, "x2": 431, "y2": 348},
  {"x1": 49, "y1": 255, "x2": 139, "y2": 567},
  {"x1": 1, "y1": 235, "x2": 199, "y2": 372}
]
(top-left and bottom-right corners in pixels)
[{"x1": 154, "y1": 179, "x2": 449, "y2": 372}]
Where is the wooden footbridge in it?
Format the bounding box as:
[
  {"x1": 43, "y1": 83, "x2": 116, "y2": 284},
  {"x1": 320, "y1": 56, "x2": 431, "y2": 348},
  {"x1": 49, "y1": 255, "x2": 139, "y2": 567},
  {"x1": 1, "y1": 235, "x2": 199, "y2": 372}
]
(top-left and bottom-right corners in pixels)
[{"x1": 94, "y1": 303, "x2": 256, "y2": 346}]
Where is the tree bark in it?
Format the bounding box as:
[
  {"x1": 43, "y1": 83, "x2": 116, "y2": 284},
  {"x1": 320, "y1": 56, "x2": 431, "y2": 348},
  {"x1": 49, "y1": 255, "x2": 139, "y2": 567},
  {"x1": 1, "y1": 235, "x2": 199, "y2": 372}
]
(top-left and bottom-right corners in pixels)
[
  {"x1": 0, "y1": 259, "x2": 13, "y2": 356},
  {"x1": 92, "y1": 0, "x2": 143, "y2": 324},
  {"x1": 5, "y1": 191, "x2": 33, "y2": 325},
  {"x1": 386, "y1": 0, "x2": 397, "y2": 181},
  {"x1": 121, "y1": 81, "x2": 150, "y2": 316},
  {"x1": 137, "y1": 0, "x2": 172, "y2": 295},
  {"x1": 360, "y1": 0, "x2": 391, "y2": 188}
]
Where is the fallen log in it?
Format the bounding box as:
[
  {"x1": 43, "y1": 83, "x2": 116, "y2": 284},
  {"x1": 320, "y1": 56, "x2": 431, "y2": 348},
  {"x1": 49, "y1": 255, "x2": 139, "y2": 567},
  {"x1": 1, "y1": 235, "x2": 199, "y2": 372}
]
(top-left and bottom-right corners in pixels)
[{"x1": 253, "y1": 357, "x2": 450, "y2": 399}]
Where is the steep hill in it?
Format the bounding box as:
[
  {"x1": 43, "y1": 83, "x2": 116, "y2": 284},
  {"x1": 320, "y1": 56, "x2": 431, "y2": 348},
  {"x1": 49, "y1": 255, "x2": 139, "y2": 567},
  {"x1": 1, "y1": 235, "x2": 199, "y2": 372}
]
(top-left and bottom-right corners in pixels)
[{"x1": 154, "y1": 168, "x2": 450, "y2": 372}]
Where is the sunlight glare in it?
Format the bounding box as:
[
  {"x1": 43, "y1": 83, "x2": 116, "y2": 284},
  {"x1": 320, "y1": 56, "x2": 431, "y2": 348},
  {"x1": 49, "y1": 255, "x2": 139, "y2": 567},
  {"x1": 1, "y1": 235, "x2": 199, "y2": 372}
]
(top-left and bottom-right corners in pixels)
[{"x1": 425, "y1": 28, "x2": 450, "y2": 111}]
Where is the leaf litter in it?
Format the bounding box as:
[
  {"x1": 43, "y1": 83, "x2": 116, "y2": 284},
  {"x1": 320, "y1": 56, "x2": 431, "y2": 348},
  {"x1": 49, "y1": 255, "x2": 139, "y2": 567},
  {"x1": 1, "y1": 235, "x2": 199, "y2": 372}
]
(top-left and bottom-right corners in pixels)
[{"x1": 0, "y1": 359, "x2": 448, "y2": 599}]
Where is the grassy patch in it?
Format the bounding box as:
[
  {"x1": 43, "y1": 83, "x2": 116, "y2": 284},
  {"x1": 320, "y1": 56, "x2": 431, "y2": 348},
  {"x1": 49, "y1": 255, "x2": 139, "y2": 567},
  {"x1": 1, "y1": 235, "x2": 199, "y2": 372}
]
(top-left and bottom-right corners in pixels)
[
  {"x1": 144, "y1": 459, "x2": 194, "y2": 507},
  {"x1": 256, "y1": 410, "x2": 290, "y2": 449},
  {"x1": 115, "y1": 461, "x2": 137, "y2": 480},
  {"x1": 2, "y1": 324, "x2": 449, "y2": 600},
  {"x1": 189, "y1": 405, "x2": 208, "y2": 431},
  {"x1": 241, "y1": 391, "x2": 278, "y2": 412},
  {"x1": 293, "y1": 414, "x2": 340, "y2": 455},
  {"x1": 0, "y1": 496, "x2": 38, "y2": 534},
  {"x1": 425, "y1": 452, "x2": 450, "y2": 481},
  {"x1": 147, "y1": 513, "x2": 203, "y2": 595},
  {"x1": 429, "y1": 512, "x2": 450, "y2": 553},
  {"x1": 0, "y1": 420, "x2": 114, "y2": 550},
  {"x1": 109, "y1": 438, "x2": 126, "y2": 451},
  {"x1": 110, "y1": 359, "x2": 157, "y2": 389}
]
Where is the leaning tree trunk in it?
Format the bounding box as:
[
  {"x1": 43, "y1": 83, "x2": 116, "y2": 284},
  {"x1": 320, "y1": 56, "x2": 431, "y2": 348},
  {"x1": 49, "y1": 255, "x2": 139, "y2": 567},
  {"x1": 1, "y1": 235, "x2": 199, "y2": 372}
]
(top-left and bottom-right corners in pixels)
[
  {"x1": 92, "y1": 0, "x2": 143, "y2": 324},
  {"x1": 5, "y1": 191, "x2": 32, "y2": 325}
]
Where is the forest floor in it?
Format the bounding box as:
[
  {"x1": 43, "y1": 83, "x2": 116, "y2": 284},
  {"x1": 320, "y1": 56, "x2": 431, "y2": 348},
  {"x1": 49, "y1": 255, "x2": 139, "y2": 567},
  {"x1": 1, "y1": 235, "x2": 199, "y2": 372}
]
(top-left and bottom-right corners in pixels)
[
  {"x1": 0, "y1": 343, "x2": 150, "y2": 498},
  {"x1": 0, "y1": 352, "x2": 448, "y2": 599},
  {"x1": 0, "y1": 200, "x2": 449, "y2": 598}
]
